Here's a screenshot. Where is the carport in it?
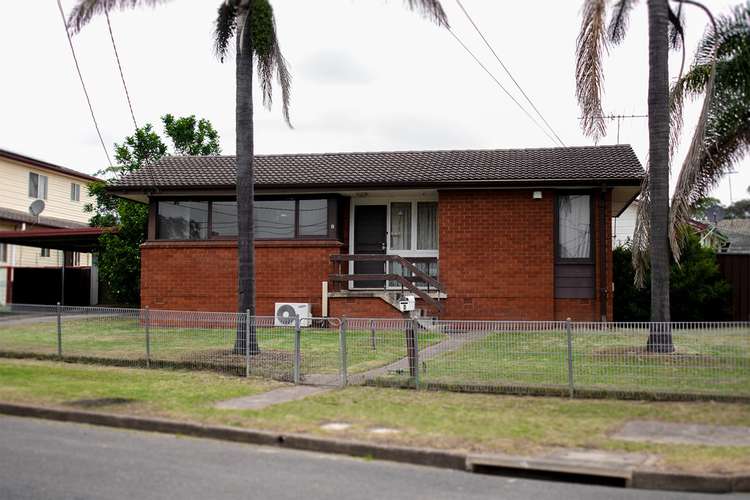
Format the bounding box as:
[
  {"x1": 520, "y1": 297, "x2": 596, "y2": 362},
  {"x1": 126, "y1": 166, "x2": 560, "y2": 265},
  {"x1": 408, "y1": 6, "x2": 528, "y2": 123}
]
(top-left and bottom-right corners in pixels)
[{"x1": 0, "y1": 227, "x2": 115, "y2": 305}]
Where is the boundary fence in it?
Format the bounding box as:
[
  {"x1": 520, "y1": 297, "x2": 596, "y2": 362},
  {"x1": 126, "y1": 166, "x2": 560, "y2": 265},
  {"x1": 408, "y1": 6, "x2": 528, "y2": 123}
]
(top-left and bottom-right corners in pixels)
[{"x1": 1, "y1": 303, "x2": 748, "y2": 401}]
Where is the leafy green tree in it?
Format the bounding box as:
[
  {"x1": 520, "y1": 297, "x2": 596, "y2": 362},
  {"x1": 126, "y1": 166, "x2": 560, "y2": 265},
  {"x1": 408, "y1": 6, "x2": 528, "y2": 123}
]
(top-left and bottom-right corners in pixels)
[
  {"x1": 88, "y1": 115, "x2": 221, "y2": 305},
  {"x1": 614, "y1": 233, "x2": 731, "y2": 321},
  {"x1": 690, "y1": 196, "x2": 722, "y2": 220},
  {"x1": 69, "y1": 0, "x2": 449, "y2": 354}
]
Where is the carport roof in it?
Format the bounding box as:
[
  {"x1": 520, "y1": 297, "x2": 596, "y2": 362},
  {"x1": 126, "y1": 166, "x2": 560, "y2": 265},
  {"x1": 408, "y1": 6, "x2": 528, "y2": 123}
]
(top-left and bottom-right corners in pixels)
[{"x1": 0, "y1": 227, "x2": 116, "y2": 253}]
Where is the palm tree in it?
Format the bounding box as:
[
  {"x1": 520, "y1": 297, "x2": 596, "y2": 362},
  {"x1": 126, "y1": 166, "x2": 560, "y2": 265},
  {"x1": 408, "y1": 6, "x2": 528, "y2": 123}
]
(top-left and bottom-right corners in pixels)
[
  {"x1": 576, "y1": 0, "x2": 687, "y2": 351},
  {"x1": 669, "y1": 2, "x2": 749, "y2": 246},
  {"x1": 67, "y1": 0, "x2": 449, "y2": 354}
]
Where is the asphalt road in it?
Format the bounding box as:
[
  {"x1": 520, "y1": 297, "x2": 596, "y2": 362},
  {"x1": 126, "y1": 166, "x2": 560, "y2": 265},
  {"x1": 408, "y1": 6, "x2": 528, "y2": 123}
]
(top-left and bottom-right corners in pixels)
[{"x1": 0, "y1": 416, "x2": 737, "y2": 500}]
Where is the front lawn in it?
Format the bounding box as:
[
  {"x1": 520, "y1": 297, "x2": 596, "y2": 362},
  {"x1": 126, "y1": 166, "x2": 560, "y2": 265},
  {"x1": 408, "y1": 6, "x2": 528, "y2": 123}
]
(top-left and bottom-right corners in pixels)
[
  {"x1": 0, "y1": 315, "x2": 445, "y2": 379},
  {"x1": 0, "y1": 359, "x2": 748, "y2": 474},
  {"x1": 418, "y1": 325, "x2": 750, "y2": 398}
]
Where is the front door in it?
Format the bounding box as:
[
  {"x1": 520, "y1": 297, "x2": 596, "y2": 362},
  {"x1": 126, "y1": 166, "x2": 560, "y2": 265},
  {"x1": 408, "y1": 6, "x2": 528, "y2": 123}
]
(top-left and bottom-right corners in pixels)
[{"x1": 353, "y1": 205, "x2": 387, "y2": 288}]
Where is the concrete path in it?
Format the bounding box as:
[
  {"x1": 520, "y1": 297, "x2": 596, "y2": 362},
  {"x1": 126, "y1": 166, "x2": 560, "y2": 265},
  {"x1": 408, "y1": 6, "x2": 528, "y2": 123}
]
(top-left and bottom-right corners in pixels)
[
  {"x1": 613, "y1": 420, "x2": 750, "y2": 447},
  {"x1": 0, "y1": 415, "x2": 724, "y2": 500},
  {"x1": 215, "y1": 329, "x2": 488, "y2": 410},
  {"x1": 348, "y1": 329, "x2": 490, "y2": 384}
]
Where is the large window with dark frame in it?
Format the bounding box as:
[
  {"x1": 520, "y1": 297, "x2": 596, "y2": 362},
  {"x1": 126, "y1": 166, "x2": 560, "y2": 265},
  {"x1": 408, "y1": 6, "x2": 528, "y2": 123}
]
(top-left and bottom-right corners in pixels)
[
  {"x1": 556, "y1": 194, "x2": 592, "y2": 260},
  {"x1": 156, "y1": 198, "x2": 335, "y2": 240}
]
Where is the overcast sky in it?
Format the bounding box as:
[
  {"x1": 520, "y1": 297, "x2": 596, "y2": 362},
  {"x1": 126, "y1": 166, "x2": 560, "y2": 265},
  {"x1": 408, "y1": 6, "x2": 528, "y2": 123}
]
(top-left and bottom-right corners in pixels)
[{"x1": 1, "y1": 0, "x2": 747, "y2": 205}]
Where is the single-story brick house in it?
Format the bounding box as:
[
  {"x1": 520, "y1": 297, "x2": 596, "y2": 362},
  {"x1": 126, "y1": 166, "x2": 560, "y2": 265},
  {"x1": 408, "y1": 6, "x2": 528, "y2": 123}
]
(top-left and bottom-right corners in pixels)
[{"x1": 110, "y1": 145, "x2": 644, "y2": 321}]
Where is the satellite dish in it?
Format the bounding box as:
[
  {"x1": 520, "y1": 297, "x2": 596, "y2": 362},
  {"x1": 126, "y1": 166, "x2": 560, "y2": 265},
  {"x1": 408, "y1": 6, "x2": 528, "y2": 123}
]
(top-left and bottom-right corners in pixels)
[{"x1": 29, "y1": 199, "x2": 46, "y2": 217}]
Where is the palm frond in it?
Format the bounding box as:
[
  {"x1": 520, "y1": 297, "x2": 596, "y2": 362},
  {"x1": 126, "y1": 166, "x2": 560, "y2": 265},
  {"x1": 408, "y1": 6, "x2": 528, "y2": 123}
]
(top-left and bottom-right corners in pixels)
[
  {"x1": 576, "y1": 0, "x2": 609, "y2": 142},
  {"x1": 402, "y1": 0, "x2": 449, "y2": 27},
  {"x1": 668, "y1": 4, "x2": 685, "y2": 51},
  {"x1": 607, "y1": 0, "x2": 637, "y2": 44},
  {"x1": 67, "y1": 0, "x2": 171, "y2": 34},
  {"x1": 214, "y1": 1, "x2": 239, "y2": 63},
  {"x1": 631, "y1": 173, "x2": 651, "y2": 288},
  {"x1": 249, "y1": 0, "x2": 292, "y2": 127}
]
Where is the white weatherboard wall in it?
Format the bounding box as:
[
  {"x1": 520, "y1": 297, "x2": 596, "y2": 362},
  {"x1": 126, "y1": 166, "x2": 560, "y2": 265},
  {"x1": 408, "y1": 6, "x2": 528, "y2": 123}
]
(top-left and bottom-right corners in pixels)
[
  {"x1": 613, "y1": 202, "x2": 638, "y2": 248},
  {"x1": 0, "y1": 155, "x2": 95, "y2": 269}
]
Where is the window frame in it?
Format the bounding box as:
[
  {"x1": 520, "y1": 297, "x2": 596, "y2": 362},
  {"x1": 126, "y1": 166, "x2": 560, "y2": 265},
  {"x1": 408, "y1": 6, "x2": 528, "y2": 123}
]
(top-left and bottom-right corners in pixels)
[
  {"x1": 154, "y1": 196, "x2": 339, "y2": 241},
  {"x1": 0, "y1": 243, "x2": 7, "y2": 263},
  {"x1": 28, "y1": 172, "x2": 48, "y2": 200},
  {"x1": 40, "y1": 248, "x2": 50, "y2": 258},
  {"x1": 70, "y1": 182, "x2": 81, "y2": 202},
  {"x1": 554, "y1": 191, "x2": 595, "y2": 264}
]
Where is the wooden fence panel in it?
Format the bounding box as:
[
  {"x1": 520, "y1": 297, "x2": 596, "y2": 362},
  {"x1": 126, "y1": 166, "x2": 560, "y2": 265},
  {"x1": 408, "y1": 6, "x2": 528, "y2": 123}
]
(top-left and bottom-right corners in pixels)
[{"x1": 718, "y1": 254, "x2": 750, "y2": 321}]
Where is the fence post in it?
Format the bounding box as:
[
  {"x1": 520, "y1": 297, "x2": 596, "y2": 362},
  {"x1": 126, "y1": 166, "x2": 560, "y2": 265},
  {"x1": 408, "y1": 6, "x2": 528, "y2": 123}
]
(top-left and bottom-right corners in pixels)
[
  {"x1": 245, "y1": 309, "x2": 251, "y2": 378},
  {"x1": 56, "y1": 302, "x2": 62, "y2": 358},
  {"x1": 565, "y1": 318, "x2": 574, "y2": 398},
  {"x1": 144, "y1": 306, "x2": 151, "y2": 368},
  {"x1": 370, "y1": 319, "x2": 376, "y2": 351},
  {"x1": 339, "y1": 317, "x2": 348, "y2": 387},
  {"x1": 294, "y1": 315, "x2": 301, "y2": 385},
  {"x1": 405, "y1": 318, "x2": 419, "y2": 388}
]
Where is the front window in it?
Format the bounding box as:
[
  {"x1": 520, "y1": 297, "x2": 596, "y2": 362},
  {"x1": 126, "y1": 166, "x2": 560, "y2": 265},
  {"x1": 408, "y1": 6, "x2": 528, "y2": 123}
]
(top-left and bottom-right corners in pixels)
[
  {"x1": 255, "y1": 200, "x2": 295, "y2": 239},
  {"x1": 557, "y1": 194, "x2": 591, "y2": 260},
  {"x1": 28, "y1": 173, "x2": 48, "y2": 200},
  {"x1": 156, "y1": 198, "x2": 336, "y2": 240},
  {"x1": 157, "y1": 201, "x2": 209, "y2": 240},
  {"x1": 417, "y1": 202, "x2": 438, "y2": 250},
  {"x1": 390, "y1": 202, "x2": 412, "y2": 250}
]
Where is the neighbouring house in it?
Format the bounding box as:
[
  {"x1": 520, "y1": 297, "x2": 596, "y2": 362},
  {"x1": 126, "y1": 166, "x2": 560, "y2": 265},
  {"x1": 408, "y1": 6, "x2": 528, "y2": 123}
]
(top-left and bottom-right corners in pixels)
[
  {"x1": 109, "y1": 145, "x2": 644, "y2": 321},
  {"x1": 612, "y1": 199, "x2": 638, "y2": 248},
  {"x1": 0, "y1": 148, "x2": 100, "y2": 305}
]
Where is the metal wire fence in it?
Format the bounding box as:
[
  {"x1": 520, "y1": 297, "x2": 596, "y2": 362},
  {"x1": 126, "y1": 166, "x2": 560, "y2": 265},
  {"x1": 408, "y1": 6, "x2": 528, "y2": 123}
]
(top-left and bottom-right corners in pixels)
[{"x1": 1, "y1": 304, "x2": 748, "y2": 400}]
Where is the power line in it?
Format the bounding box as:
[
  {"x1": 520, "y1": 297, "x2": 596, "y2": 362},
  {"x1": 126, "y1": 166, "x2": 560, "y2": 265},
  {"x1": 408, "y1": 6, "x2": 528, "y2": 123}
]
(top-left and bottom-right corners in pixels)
[
  {"x1": 56, "y1": 0, "x2": 113, "y2": 168},
  {"x1": 105, "y1": 9, "x2": 138, "y2": 130},
  {"x1": 454, "y1": 0, "x2": 566, "y2": 147},
  {"x1": 448, "y1": 29, "x2": 559, "y2": 146}
]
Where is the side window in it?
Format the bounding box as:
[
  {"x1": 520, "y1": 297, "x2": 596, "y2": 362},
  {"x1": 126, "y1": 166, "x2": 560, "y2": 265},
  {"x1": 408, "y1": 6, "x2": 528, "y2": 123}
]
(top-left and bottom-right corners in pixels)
[
  {"x1": 557, "y1": 194, "x2": 592, "y2": 260},
  {"x1": 40, "y1": 248, "x2": 50, "y2": 258},
  {"x1": 0, "y1": 243, "x2": 7, "y2": 263},
  {"x1": 70, "y1": 183, "x2": 81, "y2": 201}
]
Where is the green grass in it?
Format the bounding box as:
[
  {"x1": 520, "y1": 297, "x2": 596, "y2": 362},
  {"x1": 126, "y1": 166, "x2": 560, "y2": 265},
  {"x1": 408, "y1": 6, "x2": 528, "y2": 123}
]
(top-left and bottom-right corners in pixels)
[
  {"x1": 1, "y1": 358, "x2": 748, "y2": 474},
  {"x1": 418, "y1": 326, "x2": 750, "y2": 397},
  {"x1": 0, "y1": 317, "x2": 445, "y2": 379}
]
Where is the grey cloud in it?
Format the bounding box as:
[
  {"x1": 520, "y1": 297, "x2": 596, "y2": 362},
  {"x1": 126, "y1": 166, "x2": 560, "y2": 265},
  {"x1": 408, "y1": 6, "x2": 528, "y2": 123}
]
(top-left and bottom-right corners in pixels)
[{"x1": 299, "y1": 50, "x2": 375, "y2": 84}]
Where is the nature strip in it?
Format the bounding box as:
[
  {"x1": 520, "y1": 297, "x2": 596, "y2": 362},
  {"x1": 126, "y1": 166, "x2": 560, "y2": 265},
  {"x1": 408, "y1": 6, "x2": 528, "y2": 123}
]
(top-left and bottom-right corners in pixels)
[{"x1": 0, "y1": 401, "x2": 747, "y2": 493}]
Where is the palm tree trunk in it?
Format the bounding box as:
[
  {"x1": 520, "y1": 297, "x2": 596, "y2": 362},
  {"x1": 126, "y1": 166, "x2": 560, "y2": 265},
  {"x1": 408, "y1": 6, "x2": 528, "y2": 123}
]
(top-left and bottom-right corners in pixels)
[
  {"x1": 646, "y1": 0, "x2": 674, "y2": 352},
  {"x1": 234, "y1": 12, "x2": 259, "y2": 355}
]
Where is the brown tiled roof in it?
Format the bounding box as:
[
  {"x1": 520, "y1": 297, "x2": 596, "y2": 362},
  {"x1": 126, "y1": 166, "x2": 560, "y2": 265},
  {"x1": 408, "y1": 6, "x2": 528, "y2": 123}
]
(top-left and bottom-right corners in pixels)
[
  {"x1": 111, "y1": 145, "x2": 644, "y2": 191},
  {"x1": 0, "y1": 148, "x2": 99, "y2": 182}
]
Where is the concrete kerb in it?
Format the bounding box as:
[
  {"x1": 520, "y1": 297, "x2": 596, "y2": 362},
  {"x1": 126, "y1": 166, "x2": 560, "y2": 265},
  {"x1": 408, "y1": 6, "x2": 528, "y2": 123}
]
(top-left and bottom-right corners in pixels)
[{"x1": 0, "y1": 401, "x2": 747, "y2": 494}]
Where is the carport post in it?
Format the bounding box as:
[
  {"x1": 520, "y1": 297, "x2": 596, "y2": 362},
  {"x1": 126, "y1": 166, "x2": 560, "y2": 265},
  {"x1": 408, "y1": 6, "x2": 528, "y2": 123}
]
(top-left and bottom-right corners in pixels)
[
  {"x1": 144, "y1": 307, "x2": 151, "y2": 368},
  {"x1": 56, "y1": 302, "x2": 62, "y2": 358},
  {"x1": 293, "y1": 315, "x2": 301, "y2": 385},
  {"x1": 245, "y1": 310, "x2": 251, "y2": 378},
  {"x1": 339, "y1": 317, "x2": 348, "y2": 387},
  {"x1": 566, "y1": 318, "x2": 575, "y2": 398}
]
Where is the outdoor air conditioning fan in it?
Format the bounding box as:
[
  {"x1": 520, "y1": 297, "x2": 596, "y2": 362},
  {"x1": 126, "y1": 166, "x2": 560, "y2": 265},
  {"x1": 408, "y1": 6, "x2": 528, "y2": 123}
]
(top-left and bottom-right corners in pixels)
[{"x1": 274, "y1": 303, "x2": 312, "y2": 327}]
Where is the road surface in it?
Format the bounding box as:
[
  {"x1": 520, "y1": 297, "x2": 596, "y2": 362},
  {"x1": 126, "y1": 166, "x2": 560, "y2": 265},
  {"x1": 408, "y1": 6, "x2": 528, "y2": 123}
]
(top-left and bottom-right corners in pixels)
[{"x1": 0, "y1": 416, "x2": 734, "y2": 500}]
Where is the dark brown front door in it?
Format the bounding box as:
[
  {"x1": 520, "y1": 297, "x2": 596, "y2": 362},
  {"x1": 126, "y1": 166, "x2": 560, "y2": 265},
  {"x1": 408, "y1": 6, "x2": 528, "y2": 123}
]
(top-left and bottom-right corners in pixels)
[{"x1": 354, "y1": 205, "x2": 387, "y2": 288}]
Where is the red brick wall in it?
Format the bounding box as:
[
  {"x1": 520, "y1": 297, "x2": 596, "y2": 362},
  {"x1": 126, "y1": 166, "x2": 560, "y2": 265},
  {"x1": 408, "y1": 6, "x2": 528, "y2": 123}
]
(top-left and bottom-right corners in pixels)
[
  {"x1": 438, "y1": 190, "x2": 556, "y2": 319},
  {"x1": 328, "y1": 297, "x2": 403, "y2": 319},
  {"x1": 140, "y1": 189, "x2": 614, "y2": 321},
  {"x1": 141, "y1": 240, "x2": 342, "y2": 316},
  {"x1": 439, "y1": 189, "x2": 613, "y2": 321}
]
